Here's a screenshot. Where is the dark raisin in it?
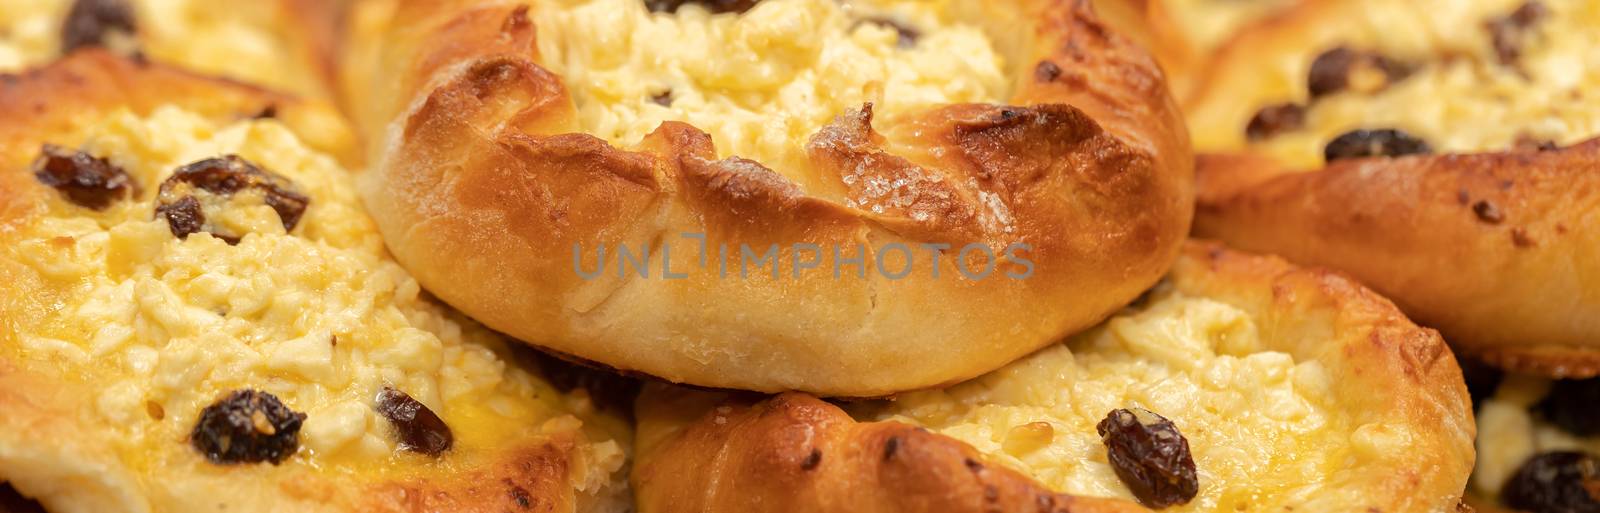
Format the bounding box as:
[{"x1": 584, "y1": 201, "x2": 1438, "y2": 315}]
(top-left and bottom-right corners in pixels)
[
  {"x1": 1097, "y1": 408, "x2": 1198, "y2": 509},
  {"x1": 651, "y1": 90, "x2": 673, "y2": 106},
  {"x1": 858, "y1": 17, "x2": 920, "y2": 48},
  {"x1": 31, "y1": 144, "x2": 138, "y2": 210},
  {"x1": 0, "y1": 483, "x2": 45, "y2": 513},
  {"x1": 1539, "y1": 377, "x2": 1600, "y2": 437},
  {"x1": 1245, "y1": 103, "x2": 1307, "y2": 141},
  {"x1": 1501, "y1": 452, "x2": 1600, "y2": 513},
  {"x1": 1323, "y1": 129, "x2": 1433, "y2": 162},
  {"x1": 1472, "y1": 200, "x2": 1506, "y2": 224},
  {"x1": 252, "y1": 104, "x2": 278, "y2": 120},
  {"x1": 376, "y1": 387, "x2": 453, "y2": 456},
  {"x1": 522, "y1": 348, "x2": 642, "y2": 416},
  {"x1": 190, "y1": 389, "x2": 305, "y2": 465},
  {"x1": 801, "y1": 449, "x2": 822, "y2": 470},
  {"x1": 1458, "y1": 357, "x2": 1505, "y2": 410},
  {"x1": 644, "y1": 0, "x2": 761, "y2": 14},
  {"x1": 155, "y1": 195, "x2": 206, "y2": 239},
  {"x1": 154, "y1": 155, "x2": 309, "y2": 243},
  {"x1": 1307, "y1": 47, "x2": 1409, "y2": 98},
  {"x1": 1487, "y1": 2, "x2": 1548, "y2": 66},
  {"x1": 1515, "y1": 133, "x2": 1560, "y2": 151},
  {"x1": 60, "y1": 0, "x2": 137, "y2": 54}
]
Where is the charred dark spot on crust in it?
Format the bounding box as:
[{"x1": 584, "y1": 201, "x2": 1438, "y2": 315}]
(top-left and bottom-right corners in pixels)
[
  {"x1": 502, "y1": 4, "x2": 531, "y2": 34},
  {"x1": 801, "y1": 448, "x2": 822, "y2": 470},
  {"x1": 857, "y1": 17, "x2": 920, "y2": 48},
  {"x1": 1245, "y1": 103, "x2": 1306, "y2": 141},
  {"x1": 1472, "y1": 200, "x2": 1505, "y2": 224},
  {"x1": 883, "y1": 436, "x2": 900, "y2": 461},
  {"x1": 190, "y1": 389, "x2": 305, "y2": 465},
  {"x1": 376, "y1": 387, "x2": 454, "y2": 456},
  {"x1": 1035, "y1": 61, "x2": 1062, "y2": 82},
  {"x1": 1097, "y1": 408, "x2": 1198, "y2": 509},
  {"x1": 1515, "y1": 133, "x2": 1560, "y2": 151},
  {"x1": 506, "y1": 480, "x2": 534, "y2": 509},
  {"x1": 61, "y1": 0, "x2": 137, "y2": 55},
  {"x1": 645, "y1": 0, "x2": 761, "y2": 14},
  {"x1": 1323, "y1": 129, "x2": 1432, "y2": 162},
  {"x1": 1487, "y1": 1, "x2": 1549, "y2": 66},
  {"x1": 1512, "y1": 227, "x2": 1537, "y2": 248},
  {"x1": 1538, "y1": 377, "x2": 1600, "y2": 436},
  {"x1": 1501, "y1": 451, "x2": 1600, "y2": 513},
  {"x1": 964, "y1": 457, "x2": 984, "y2": 473},
  {"x1": 154, "y1": 155, "x2": 309, "y2": 244},
  {"x1": 31, "y1": 144, "x2": 138, "y2": 210},
  {"x1": 651, "y1": 90, "x2": 673, "y2": 106},
  {"x1": 1308, "y1": 47, "x2": 1409, "y2": 98}
]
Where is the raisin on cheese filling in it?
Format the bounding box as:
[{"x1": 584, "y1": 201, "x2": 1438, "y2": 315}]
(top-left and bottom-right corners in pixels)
[
  {"x1": 532, "y1": 0, "x2": 1008, "y2": 183},
  {"x1": 0, "y1": 0, "x2": 324, "y2": 99},
  {"x1": 2, "y1": 108, "x2": 626, "y2": 494},
  {"x1": 1473, "y1": 374, "x2": 1600, "y2": 513},
  {"x1": 850, "y1": 291, "x2": 1371, "y2": 512},
  {"x1": 1204, "y1": 0, "x2": 1600, "y2": 169}
]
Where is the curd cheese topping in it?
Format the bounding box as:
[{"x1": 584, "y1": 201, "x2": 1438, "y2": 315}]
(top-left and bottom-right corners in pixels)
[
  {"x1": 853, "y1": 291, "x2": 1365, "y2": 512},
  {"x1": 533, "y1": 0, "x2": 1009, "y2": 185},
  {"x1": 0, "y1": 0, "x2": 325, "y2": 99},
  {"x1": 1201, "y1": 0, "x2": 1600, "y2": 168},
  {"x1": 2, "y1": 107, "x2": 626, "y2": 486}
]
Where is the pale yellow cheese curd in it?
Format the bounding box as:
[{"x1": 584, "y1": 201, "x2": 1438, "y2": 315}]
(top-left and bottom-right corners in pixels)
[
  {"x1": 0, "y1": 0, "x2": 324, "y2": 99},
  {"x1": 1154, "y1": 0, "x2": 1298, "y2": 55},
  {"x1": 853, "y1": 292, "x2": 1360, "y2": 512},
  {"x1": 3, "y1": 108, "x2": 626, "y2": 488},
  {"x1": 1472, "y1": 376, "x2": 1600, "y2": 499},
  {"x1": 1201, "y1": 0, "x2": 1600, "y2": 169},
  {"x1": 532, "y1": 0, "x2": 1008, "y2": 185}
]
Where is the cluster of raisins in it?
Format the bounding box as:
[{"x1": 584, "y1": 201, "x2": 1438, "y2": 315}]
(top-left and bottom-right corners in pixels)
[{"x1": 154, "y1": 155, "x2": 309, "y2": 244}]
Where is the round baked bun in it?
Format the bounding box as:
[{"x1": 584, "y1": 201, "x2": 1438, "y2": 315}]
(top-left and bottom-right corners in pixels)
[
  {"x1": 633, "y1": 240, "x2": 1475, "y2": 512},
  {"x1": 1165, "y1": 0, "x2": 1600, "y2": 377},
  {"x1": 0, "y1": 51, "x2": 630, "y2": 513},
  {"x1": 0, "y1": 0, "x2": 340, "y2": 102},
  {"x1": 341, "y1": 0, "x2": 1193, "y2": 396}
]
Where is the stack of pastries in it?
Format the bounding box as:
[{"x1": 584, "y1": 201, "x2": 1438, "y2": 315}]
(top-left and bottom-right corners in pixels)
[{"x1": 0, "y1": 0, "x2": 1589, "y2": 512}]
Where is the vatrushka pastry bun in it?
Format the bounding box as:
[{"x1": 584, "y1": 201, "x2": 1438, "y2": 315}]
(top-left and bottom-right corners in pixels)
[
  {"x1": 633, "y1": 241, "x2": 1475, "y2": 513},
  {"x1": 340, "y1": 0, "x2": 1194, "y2": 396},
  {"x1": 0, "y1": 51, "x2": 630, "y2": 513},
  {"x1": 1167, "y1": 0, "x2": 1600, "y2": 377}
]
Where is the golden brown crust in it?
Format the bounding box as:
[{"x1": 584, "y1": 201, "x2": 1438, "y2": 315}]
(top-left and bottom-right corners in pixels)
[
  {"x1": 0, "y1": 52, "x2": 618, "y2": 513},
  {"x1": 633, "y1": 387, "x2": 1147, "y2": 513},
  {"x1": 1195, "y1": 140, "x2": 1600, "y2": 379},
  {"x1": 633, "y1": 240, "x2": 1475, "y2": 512},
  {"x1": 345, "y1": 0, "x2": 1194, "y2": 396}
]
